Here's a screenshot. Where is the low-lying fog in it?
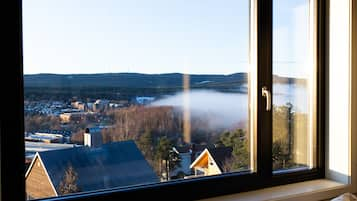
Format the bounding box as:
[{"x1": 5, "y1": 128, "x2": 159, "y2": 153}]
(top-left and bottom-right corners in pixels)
[
  {"x1": 150, "y1": 84, "x2": 308, "y2": 130},
  {"x1": 151, "y1": 90, "x2": 248, "y2": 130}
]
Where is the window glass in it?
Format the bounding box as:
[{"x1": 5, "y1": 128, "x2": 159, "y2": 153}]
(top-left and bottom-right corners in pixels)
[
  {"x1": 23, "y1": 0, "x2": 250, "y2": 199},
  {"x1": 272, "y1": 0, "x2": 315, "y2": 171}
]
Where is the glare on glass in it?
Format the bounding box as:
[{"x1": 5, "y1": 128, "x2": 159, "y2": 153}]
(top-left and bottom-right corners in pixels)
[{"x1": 272, "y1": 0, "x2": 315, "y2": 171}]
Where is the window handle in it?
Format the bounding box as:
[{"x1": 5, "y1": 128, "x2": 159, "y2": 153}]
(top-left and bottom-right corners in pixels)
[{"x1": 262, "y1": 86, "x2": 271, "y2": 111}]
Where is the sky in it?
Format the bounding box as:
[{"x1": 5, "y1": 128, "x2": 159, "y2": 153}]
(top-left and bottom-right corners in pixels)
[{"x1": 23, "y1": 0, "x2": 309, "y2": 77}]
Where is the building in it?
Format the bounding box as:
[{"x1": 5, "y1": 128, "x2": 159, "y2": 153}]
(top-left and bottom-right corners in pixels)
[
  {"x1": 134, "y1": 96, "x2": 155, "y2": 105},
  {"x1": 25, "y1": 140, "x2": 158, "y2": 199},
  {"x1": 93, "y1": 99, "x2": 109, "y2": 112},
  {"x1": 25, "y1": 141, "x2": 78, "y2": 159},
  {"x1": 71, "y1": 101, "x2": 87, "y2": 111},
  {"x1": 25, "y1": 130, "x2": 72, "y2": 144},
  {"x1": 170, "y1": 144, "x2": 208, "y2": 177},
  {"x1": 25, "y1": 133, "x2": 63, "y2": 143},
  {"x1": 190, "y1": 147, "x2": 232, "y2": 176},
  {"x1": 59, "y1": 112, "x2": 94, "y2": 123},
  {"x1": 25, "y1": 141, "x2": 79, "y2": 169},
  {"x1": 60, "y1": 112, "x2": 82, "y2": 123}
]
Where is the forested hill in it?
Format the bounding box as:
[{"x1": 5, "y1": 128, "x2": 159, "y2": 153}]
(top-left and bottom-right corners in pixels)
[
  {"x1": 24, "y1": 73, "x2": 247, "y2": 88},
  {"x1": 24, "y1": 73, "x2": 303, "y2": 88}
]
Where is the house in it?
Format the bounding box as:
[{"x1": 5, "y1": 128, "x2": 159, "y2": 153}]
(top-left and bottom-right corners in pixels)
[
  {"x1": 59, "y1": 112, "x2": 85, "y2": 123},
  {"x1": 25, "y1": 130, "x2": 72, "y2": 144},
  {"x1": 71, "y1": 101, "x2": 87, "y2": 111},
  {"x1": 190, "y1": 147, "x2": 233, "y2": 176},
  {"x1": 170, "y1": 144, "x2": 210, "y2": 177},
  {"x1": 25, "y1": 142, "x2": 79, "y2": 174},
  {"x1": 93, "y1": 99, "x2": 110, "y2": 112},
  {"x1": 25, "y1": 140, "x2": 158, "y2": 199}
]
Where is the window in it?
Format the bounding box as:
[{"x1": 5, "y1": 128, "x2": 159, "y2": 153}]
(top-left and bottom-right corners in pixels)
[
  {"x1": 4, "y1": 0, "x2": 326, "y2": 200},
  {"x1": 272, "y1": 0, "x2": 317, "y2": 172}
]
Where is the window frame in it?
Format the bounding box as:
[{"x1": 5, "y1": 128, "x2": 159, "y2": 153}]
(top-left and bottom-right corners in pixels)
[{"x1": 5, "y1": 0, "x2": 326, "y2": 200}]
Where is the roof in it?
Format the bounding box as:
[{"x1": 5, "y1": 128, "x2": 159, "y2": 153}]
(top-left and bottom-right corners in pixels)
[
  {"x1": 33, "y1": 130, "x2": 72, "y2": 136},
  {"x1": 190, "y1": 146, "x2": 233, "y2": 172},
  {"x1": 207, "y1": 147, "x2": 233, "y2": 171},
  {"x1": 36, "y1": 140, "x2": 158, "y2": 193},
  {"x1": 85, "y1": 127, "x2": 102, "y2": 133},
  {"x1": 25, "y1": 142, "x2": 78, "y2": 158}
]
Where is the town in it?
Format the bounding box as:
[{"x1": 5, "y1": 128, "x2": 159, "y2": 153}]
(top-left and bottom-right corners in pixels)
[
  {"x1": 24, "y1": 95, "x2": 250, "y2": 200},
  {"x1": 23, "y1": 73, "x2": 303, "y2": 200}
]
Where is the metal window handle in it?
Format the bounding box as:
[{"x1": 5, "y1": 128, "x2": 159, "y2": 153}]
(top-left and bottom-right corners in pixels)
[{"x1": 262, "y1": 86, "x2": 271, "y2": 111}]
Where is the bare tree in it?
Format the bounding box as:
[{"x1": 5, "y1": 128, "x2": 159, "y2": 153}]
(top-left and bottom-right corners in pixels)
[{"x1": 58, "y1": 164, "x2": 80, "y2": 195}]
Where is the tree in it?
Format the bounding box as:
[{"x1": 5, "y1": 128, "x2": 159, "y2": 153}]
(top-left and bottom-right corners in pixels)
[
  {"x1": 231, "y1": 137, "x2": 249, "y2": 171},
  {"x1": 167, "y1": 149, "x2": 181, "y2": 177},
  {"x1": 218, "y1": 129, "x2": 245, "y2": 148},
  {"x1": 272, "y1": 103, "x2": 310, "y2": 170},
  {"x1": 155, "y1": 137, "x2": 181, "y2": 180},
  {"x1": 70, "y1": 128, "x2": 85, "y2": 144},
  {"x1": 273, "y1": 103, "x2": 291, "y2": 151},
  {"x1": 101, "y1": 106, "x2": 181, "y2": 143},
  {"x1": 136, "y1": 129, "x2": 156, "y2": 170},
  {"x1": 218, "y1": 129, "x2": 249, "y2": 172},
  {"x1": 272, "y1": 140, "x2": 291, "y2": 170},
  {"x1": 24, "y1": 114, "x2": 61, "y2": 132},
  {"x1": 137, "y1": 129, "x2": 154, "y2": 158},
  {"x1": 58, "y1": 164, "x2": 80, "y2": 195}
]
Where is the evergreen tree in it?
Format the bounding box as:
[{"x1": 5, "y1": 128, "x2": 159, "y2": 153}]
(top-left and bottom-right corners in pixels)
[
  {"x1": 218, "y1": 129, "x2": 249, "y2": 172},
  {"x1": 137, "y1": 129, "x2": 154, "y2": 158},
  {"x1": 155, "y1": 137, "x2": 181, "y2": 180}
]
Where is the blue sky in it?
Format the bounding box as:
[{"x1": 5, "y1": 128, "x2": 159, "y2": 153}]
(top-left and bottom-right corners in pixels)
[{"x1": 23, "y1": 0, "x2": 309, "y2": 77}]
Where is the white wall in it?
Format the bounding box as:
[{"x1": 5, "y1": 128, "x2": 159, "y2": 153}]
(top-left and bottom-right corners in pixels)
[
  {"x1": 326, "y1": 0, "x2": 351, "y2": 184},
  {"x1": 350, "y1": 0, "x2": 357, "y2": 193}
]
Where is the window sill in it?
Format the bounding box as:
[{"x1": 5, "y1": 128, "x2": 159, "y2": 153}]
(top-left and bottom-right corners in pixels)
[{"x1": 199, "y1": 179, "x2": 349, "y2": 201}]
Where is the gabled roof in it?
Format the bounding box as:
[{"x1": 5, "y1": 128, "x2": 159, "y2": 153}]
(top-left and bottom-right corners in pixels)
[
  {"x1": 190, "y1": 146, "x2": 233, "y2": 172},
  {"x1": 206, "y1": 147, "x2": 233, "y2": 172},
  {"x1": 30, "y1": 140, "x2": 158, "y2": 193}
]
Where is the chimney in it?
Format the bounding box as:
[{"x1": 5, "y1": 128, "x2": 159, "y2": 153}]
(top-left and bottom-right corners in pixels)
[
  {"x1": 84, "y1": 128, "x2": 92, "y2": 147},
  {"x1": 83, "y1": 128, "x2": 103, "y2": 147}
]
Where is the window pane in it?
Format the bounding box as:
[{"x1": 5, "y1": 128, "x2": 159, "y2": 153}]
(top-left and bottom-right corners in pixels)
[
  {"x1": 23, "y1": 0, "x2": 251, "y2": 199},
  {"x1": 272, "y1": 0, "x2": 315, "y2": 171}
]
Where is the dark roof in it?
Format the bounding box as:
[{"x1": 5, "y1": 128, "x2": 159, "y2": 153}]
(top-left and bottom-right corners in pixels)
[
  {"x1": 207, "y1": 147, "x2": 233, "y2": 171},
  {"x1": 38, "y1": 140, "x2": 158, "y2": 193},
  {"x1": 85, "y1": 127, "x2": 102, "y2": 133}
]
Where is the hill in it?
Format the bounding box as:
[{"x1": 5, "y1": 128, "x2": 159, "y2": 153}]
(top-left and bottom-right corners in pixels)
[
  {"x1": 24, "y1": 72, "x2": 303, "y2": 88},
  {"x1": 23, "y1": 73, "x2": 305, "y2": 100},
  {"x1": 24, "y1": 73, "x2": 248, "y2": 89}
]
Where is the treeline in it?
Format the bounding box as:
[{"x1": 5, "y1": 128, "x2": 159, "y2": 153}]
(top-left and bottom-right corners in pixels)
[
  {"x1": 102, "y1": 106, "x2": 182, "y2": 143},
  {"x1": 101, "y1": 105, "x2": 223, "y2": 145},
  {"x1": 25, "y1": 115, "x2": 62, "y2": 131},
  {"x1": 24, "y1": 87, "x2": 179, "y2": 101}
]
